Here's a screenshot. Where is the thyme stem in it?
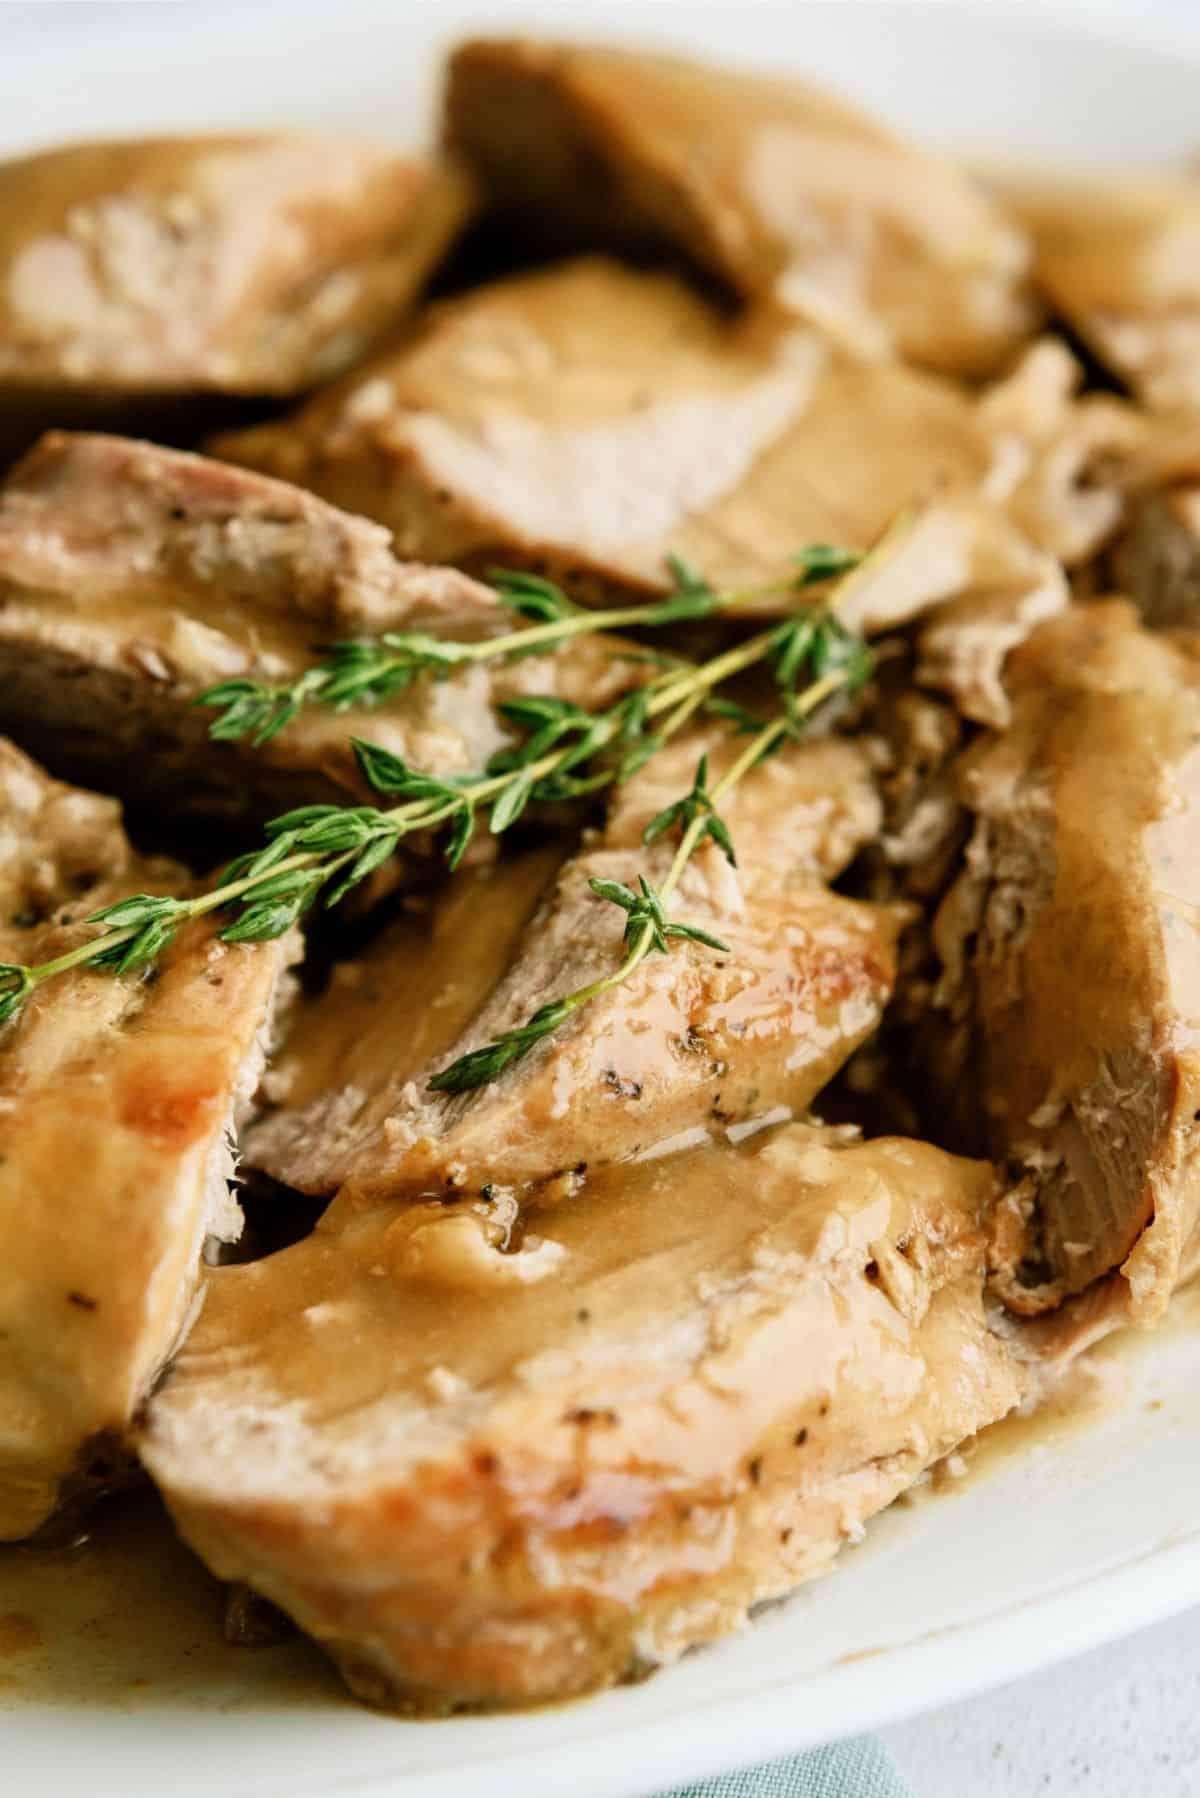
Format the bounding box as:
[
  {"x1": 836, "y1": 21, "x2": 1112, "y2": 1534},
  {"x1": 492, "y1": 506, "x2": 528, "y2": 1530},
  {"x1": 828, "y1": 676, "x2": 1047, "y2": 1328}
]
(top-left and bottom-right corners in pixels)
[
  {"x1": 195, "y1": 552, "x2": 858, "y2": 745},
  {"x1": 0, "y1": 540, "x2": 883, "y2": 1042},
  {"x1": 0, "y1": 622, "x2": 790, "y2": 1025},
  {"x1": 446, "y1": 574, "x2": 795, "y2": 662},
  {"x1": 426, "y1": 655, "x2": 864, "y2": 1094}
]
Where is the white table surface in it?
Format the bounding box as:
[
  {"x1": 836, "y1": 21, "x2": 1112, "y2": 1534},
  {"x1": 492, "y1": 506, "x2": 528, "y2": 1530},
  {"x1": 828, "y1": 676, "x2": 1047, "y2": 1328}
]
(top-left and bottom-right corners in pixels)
[
  {"x1": 3, "y1": 4, "x2": 1200, "y2": 1795},
  {"x1": 885, "y1": 1609, "x2": 1200, "y2": 1797}
]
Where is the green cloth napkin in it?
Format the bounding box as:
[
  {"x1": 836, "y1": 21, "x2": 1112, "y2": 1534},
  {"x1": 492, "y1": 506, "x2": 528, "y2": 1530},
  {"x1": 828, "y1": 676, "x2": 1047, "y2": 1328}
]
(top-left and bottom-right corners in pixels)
[{"x1": 662, "y1": 1735, "x2": 915, "y2": 1797}]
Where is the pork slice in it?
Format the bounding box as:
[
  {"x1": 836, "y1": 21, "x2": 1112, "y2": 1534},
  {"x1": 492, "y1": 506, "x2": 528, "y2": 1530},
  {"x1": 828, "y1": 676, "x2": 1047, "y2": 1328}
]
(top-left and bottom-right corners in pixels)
[
  {"x1": 991, "y1": 170, "x2": 1200, "y2": 413},
  {"x1": 214, "y1": 258, "x2": 1020, "y2": 611},
  {"x1": 0, "y1": 740, "x2": 297, "y2": 1539},
  {"x1": 0, "y1": 432, "x2": 644, "y2": 829},
  {"x1": 930, "y1": 602, "x2": 1200, "y2": 1326},
  {"x1": 0, "y1": 135, "x2": 473, "y2": 404},
  {"x1": 245, "y1": 741, "x2": 899, "y2": 1198},
  {"x1": 444, "y1": 39, "x2": 1037, "y2": 377},
  {"x1": 141, "y1": 1120, "x2": 1025, "y2": 1711},
  {"x1": 247, "y1": 850, "x2": 562, "y2": 1196}
]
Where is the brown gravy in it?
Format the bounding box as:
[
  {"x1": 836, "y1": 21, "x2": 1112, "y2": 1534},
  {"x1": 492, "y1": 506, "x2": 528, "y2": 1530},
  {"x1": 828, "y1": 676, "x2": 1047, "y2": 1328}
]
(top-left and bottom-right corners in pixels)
[
  {"x1": 941, "y1": 1350, "x2": 1129, "y2": 1494},
  {"x1": 0, "y1": 1488, "x2": 340, "y2": 1711}
]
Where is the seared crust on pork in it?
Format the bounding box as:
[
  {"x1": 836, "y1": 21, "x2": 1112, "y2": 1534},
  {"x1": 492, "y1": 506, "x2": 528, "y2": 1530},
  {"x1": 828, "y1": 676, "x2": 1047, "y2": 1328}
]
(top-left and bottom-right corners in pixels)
[
  {"x1": 247, "y1": 738, "x2": 897, "y2": 1198},
  {"x1": 0, "y1": 432, "x2": 645, "y2": 829},
  {"x1": 445, "y1": 39, "x2": 1037, "y2": 375},
  {"x1": 142, "y1": 1123, "x2": 1026, "y2": 1710},
  {"x1": 930, "y1": 604, "x2": 1200, "y2": 1324},
  {"x1": 0, "y1": 739, "x2": 296, "y2": 1538}
]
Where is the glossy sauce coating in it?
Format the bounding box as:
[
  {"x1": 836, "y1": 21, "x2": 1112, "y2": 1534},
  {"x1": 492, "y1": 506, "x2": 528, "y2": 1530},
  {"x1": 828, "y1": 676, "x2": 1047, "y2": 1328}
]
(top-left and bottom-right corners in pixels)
[{"x1": 143, "y1": 1122, "x2": 1025, "y2": 1710}]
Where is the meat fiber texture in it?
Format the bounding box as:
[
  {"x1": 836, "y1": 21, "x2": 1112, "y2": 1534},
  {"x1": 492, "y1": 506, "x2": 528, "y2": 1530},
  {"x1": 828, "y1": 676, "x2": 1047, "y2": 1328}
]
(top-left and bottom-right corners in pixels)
[
  {"x1": 216, "y1": 258, "x2": 1084, "y2": 679},
  {"x1": 445, "y1": 38, "x2": 1038, "y2": 377},
  {"x1": 930, "y1": 603, "x2": 1200, "y2": 1332},
  {"x1": 142, "y1": 1121, "x2": 1027, "y2": 1711},
  {"x1": 245, "y1": 734, "x2": 898, "y2": 1200},
  {"x1": 0, "y1": 738, "x2": 297, "y2": 1539},
  {"x1": 0, "y1": 134, "x2": 474, "y2": 457},
  {"x1": 0, "y1": 432, "x2": 648, "y2": 831}
]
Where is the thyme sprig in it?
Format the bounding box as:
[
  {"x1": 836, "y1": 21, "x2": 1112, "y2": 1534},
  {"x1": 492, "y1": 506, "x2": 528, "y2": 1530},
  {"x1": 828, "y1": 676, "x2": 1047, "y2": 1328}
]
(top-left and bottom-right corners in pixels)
[
  {"x1": 426, "y1": 644, "x2": 872, "y2": 1095},
  {"x1": 640, "y1": 753, "x2": 736, "y2": 864},
  {"x1": 196, "y1": 547, "x2": 860, "y2": 744},
  {"x1": 0, "y1": 541, "x2": 881, "y2": 1037}
]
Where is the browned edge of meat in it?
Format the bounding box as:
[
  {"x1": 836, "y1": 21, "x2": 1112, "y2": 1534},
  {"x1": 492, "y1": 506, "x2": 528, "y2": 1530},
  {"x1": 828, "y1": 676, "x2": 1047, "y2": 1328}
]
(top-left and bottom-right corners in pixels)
[
  {"x1": 443, "y1": 38, "x2": 1038, "y2": 377},
  {"x1": 0, "y1": 431, "x2": 647, "y2": 839},
  {"x1": 928, "y1": 602, "x2": 1200, "y2": 1326},
  {"x1": 0, "y1": 737, "x2": 299, "y2": 1538},
  {"x1": 246, "y1": 734, "x2": 897, "y2": 1201},
  {"x1": 0, "y1": 136, "x2": 476, "y2": 397},
  {"x1": 141, "y1": 1122, "x2": 1028, "y2": 1711}
]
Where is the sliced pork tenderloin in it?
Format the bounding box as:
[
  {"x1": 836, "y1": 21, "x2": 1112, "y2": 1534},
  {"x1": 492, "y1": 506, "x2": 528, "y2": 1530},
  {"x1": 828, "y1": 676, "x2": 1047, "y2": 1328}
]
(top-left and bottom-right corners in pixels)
[
  {"x1": 0, "y1": 432, "x2": 647, "y2": 831},
  {"x1": 0, "y1": 134, "x2": 473, "y2": 456},
  {"x1": 247, "y1": 733, "x2": 899, "y2": 1198},
  {"x1": 0, "y1": 740, "x2": 297, "y2": 1539},
  {"x1": 214, "y1": 258, "x2": 1081, "y2": 705},
  {"x1": 141, "y1": 1120, "x2": 1026, "y2": 1712},
  {"x1": 929, "y1": 603, "x2": 1200, "y2": 1327},
  {"x1": 444, "y1": 38, "x2": 1037, "y2": 376},
  {"x1": 214, "y1": 259, "x2": 1019, "y2": 602}
]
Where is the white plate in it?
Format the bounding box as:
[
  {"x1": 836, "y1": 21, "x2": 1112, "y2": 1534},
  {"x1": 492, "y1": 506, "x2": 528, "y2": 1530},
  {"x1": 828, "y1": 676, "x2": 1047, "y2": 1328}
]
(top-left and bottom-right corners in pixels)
[{"x1": 4, "y1": 4, "x2": 1200, "y2": 1794}]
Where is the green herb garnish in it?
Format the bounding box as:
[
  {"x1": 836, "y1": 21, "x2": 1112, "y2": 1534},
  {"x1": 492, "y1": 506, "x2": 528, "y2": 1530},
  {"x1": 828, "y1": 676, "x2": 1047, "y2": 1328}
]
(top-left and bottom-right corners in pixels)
[{"x1": 0, "y1": 538, "x2": 886, "y2": 1062}]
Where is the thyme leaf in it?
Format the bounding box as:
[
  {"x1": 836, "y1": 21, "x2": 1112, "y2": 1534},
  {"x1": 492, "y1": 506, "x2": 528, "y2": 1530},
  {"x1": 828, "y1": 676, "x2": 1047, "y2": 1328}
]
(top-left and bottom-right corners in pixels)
[
  {"x1": 0, "y1": 531, "x2": 888, "y2": 1043},
  {"x1": 0, "y1": 964, "x2": 34, "y2": 1025},
  {"x1": 195, "y1": 542, "x2": 862, "y2": 741},
  {"x1": 426, "y1": 1000, "x2": 575, "y2": 1094},
  {"x1": 429, "y1": 574, "x2": 877, "y2": 1096},
  {"x1": 488, "y1": 568, "x2": 582, "y2": 624},
  {"x1": 641, "y1": 754, "x2": 737, "y2": 865}
]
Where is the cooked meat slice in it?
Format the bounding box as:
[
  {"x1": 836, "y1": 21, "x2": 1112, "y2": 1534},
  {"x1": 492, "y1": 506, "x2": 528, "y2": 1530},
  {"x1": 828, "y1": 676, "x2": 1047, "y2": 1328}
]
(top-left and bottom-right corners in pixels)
[
  {"x1": 0, "y1": 740, "x2": 296, "y2": 1539},
  {"x1": 246, "y1": 741, "x2": 898, "y2": 1197},
  {"x1": 248, "y1": 850, "x2": 563, "y2": 1196},
  {"x1": 929, "y1": 604, "x2": 1200, "y2": 1325},
  {"x1": 0, "y1": 432, "x2": 644, "y2": 829},
  {"x1": 215, "y1": 256, "x2": 1063, "y2": 641},
  {"x1": 444, "y1": 39, "x2": 1037, "y2": 377},
  {"x1": 141, "y1": 1121, "x2": 1026, "y2": 1711},
  {"x1": 214, "y1": 259, "x2": 827, "y2": 598},
  {"x1": 0, "y1": 135, "x2": 472, "y2": 401},
  {"x1": 993, "y1": 171, "x2": 1200, "y2": 412}
]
